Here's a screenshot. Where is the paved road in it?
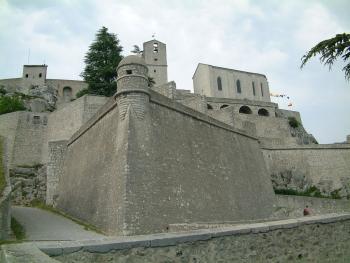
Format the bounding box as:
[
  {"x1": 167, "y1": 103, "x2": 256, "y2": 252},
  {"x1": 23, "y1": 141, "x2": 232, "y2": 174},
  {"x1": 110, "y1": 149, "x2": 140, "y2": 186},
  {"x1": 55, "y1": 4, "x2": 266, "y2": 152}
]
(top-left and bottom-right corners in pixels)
[{"x1": 12, "y1": 206, "x2": 105, "y2": 241}]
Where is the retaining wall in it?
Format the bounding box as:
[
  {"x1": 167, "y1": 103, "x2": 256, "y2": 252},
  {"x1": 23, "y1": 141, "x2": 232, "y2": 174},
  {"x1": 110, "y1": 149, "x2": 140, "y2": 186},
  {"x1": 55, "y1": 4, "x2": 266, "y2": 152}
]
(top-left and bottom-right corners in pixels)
[{"x1": 30, "y1": 213, "x2": 350, "y2": 262}]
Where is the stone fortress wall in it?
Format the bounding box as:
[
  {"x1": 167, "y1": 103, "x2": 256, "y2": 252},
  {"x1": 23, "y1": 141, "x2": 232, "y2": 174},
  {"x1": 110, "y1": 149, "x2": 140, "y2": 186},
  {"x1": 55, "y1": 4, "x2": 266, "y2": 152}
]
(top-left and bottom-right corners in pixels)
[{"x1": 0, "y1": 39, "x2": 349, "y2": 239}]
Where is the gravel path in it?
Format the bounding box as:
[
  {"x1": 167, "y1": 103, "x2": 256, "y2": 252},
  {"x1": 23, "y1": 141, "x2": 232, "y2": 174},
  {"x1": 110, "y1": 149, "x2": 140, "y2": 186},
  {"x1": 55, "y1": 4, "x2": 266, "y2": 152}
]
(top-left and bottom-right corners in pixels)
[{"x1": 12, "y1": 206, "x2": 105, "y2": 241}]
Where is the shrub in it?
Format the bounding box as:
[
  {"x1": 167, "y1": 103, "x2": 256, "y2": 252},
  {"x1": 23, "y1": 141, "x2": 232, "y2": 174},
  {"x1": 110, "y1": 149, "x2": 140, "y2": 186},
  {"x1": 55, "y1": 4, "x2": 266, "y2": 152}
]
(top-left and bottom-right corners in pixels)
[
  {"x1": 288, "y1": 116, "x2": 300, "y2": 128},
  {"x1": 76, "y1": 88, "x2": 89, "y2": 98},
  {"x1": 0, "y1": 96, "x2": 26, "y2": 115},
  {"x1": 0, "y1": 86, "x2": 6, "y2": 96},
  {"x1": 11, "y1": 217, "x2": 26, "y2": 240}
]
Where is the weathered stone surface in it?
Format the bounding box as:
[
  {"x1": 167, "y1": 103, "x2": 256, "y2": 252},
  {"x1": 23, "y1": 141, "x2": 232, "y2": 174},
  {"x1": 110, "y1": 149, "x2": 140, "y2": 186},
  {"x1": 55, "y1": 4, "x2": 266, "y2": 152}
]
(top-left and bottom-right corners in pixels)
[
  {"x1": 1, "y1": 243, "x2": 59, "y2": 262},
  {"x1": 53, "y1": 214, "x2": 350, "y2": 263}
]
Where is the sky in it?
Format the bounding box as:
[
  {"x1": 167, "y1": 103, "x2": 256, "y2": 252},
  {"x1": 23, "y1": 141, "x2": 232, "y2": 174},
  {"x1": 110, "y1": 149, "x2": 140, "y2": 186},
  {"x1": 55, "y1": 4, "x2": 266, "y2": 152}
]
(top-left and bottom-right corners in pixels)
[{"x1": 0, "y1": 0, "x2": 349, "y2": 143}]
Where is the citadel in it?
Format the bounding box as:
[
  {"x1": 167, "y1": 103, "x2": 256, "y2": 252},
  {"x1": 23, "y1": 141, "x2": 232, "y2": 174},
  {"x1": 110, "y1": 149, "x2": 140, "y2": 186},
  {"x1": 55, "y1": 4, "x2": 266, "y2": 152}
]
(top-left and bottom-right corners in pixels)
[{"x1": 0, "y1": 39, "x2": 350, "y2": 261}]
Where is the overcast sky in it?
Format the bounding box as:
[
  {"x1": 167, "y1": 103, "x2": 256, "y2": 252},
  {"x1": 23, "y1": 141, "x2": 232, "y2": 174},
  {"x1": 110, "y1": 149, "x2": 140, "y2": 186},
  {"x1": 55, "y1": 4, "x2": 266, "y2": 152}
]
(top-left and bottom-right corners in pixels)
[{"x1": 0, "y1": 0, "x2": 349, "y2": 143}]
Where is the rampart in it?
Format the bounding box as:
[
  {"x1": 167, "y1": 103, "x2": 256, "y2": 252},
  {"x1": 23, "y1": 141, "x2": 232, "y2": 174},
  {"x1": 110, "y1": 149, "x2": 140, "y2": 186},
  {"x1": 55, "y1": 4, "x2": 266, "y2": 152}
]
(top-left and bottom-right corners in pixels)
[
  {"x1": 57, "y1": 88, "x2": 275, "y2": 235},
  {"x1": 262, "y1": 144, "x2": 350, "y2": 196}
]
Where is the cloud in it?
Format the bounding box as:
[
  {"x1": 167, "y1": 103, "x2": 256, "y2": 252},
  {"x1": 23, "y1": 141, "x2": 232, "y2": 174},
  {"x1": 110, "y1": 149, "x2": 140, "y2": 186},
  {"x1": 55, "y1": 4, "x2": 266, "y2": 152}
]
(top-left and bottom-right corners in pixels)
[{"x1": 0, "y1": 0, "x2": 349, "y2": 143}]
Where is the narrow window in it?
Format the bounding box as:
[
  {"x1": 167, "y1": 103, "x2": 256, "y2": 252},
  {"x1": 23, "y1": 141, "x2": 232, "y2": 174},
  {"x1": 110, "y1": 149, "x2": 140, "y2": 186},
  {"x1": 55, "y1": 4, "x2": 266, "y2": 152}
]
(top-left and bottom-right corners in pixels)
[
  {"x1": 126, "y1": 70, "x2": 132, "y2": 75},
  {"x1": 260, "y1": 83, "x2": 264, "y2": 97},
  {"x1": 154, "y1": 69, "x2": 156, "y2": 73},
  {"x1": 25, "y1": 74, "x2": 29, "y2": 78},
  {"x1": 236, "y1": 79, "x2": 241, "y2": 93},
  {"x1": 220, "y1": 104, "x2": 229, "y2": 109},
  {"x1": 207, "y1": 104, "x2": 213, "y2": 110},
  {"x1": 252, "y1": 82, "x2": 256, "y2": 96},
  {"x1": 154, "y1": 58, "x2": 158, "y2": 61},
  {"x1": 217, "y1": 77, "x2": 222, "y2": 91},
  {"x1": 33, "y1": 116, "x2": 40, "y2": 124},
  {"x1": 39, "y1": 73, "x2": 42, "y2": 78}
]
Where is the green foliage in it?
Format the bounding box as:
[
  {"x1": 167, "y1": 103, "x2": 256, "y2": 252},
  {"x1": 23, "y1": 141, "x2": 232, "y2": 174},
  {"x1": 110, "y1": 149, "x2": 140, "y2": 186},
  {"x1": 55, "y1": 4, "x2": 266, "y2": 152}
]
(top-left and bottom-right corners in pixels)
[
  {"x1": 0, "y1": 96, "x2": 26, "y2": 115},
  {"x1": 288, "y1": 117, "x2": 300, "y2": 128},
  {"x1": 131, "y1": 45, "x2": 142, "y2": 54},
  {"x1": 301, "y1": 33, "x2": 350, "y2": 80},
  {"x1": 81, "y1": 26, "x2": 123, "y2": 97},
  {"x1": 0, "y1": 86, "x2": 7, "y2": 95},
  {"x1": 0, "y1": 138, "x2": 5, "y2": 194},
  {"x1": 274, "y1": 185, "x2": 338, "y2": 199},
  {"x1": 75, "y1": 88, "x2": 89, "y2": 98},
  {"x1": 11, "y1": 217, "x2": 26, "y2": 240}
]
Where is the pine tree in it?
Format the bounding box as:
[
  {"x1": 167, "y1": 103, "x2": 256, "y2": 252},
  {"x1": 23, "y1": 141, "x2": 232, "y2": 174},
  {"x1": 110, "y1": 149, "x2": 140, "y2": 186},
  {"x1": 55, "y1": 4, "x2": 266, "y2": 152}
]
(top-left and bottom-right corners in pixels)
[
  {"x1": 81, "y1": 27, "x2": 123, "y2": 96},
  {"x1": 301, "y1": 33, "x2": 350, "y2": 81}
]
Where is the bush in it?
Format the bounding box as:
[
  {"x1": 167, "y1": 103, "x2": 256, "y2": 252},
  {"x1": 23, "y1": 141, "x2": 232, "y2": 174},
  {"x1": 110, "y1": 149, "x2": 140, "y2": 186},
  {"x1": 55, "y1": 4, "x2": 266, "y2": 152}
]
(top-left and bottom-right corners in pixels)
[
  {"x1": 76, "y1": 88, "x2": 89, "y2": 98},
  {"x1": 11, "y1": 217, "x2": 25, "y2": 240},
  {"x1": 0, "y1": 96, "x2": 26, "y2": 115},
  {"x1": 288, "y1": 116, "x2": 300, "y2": 128}
]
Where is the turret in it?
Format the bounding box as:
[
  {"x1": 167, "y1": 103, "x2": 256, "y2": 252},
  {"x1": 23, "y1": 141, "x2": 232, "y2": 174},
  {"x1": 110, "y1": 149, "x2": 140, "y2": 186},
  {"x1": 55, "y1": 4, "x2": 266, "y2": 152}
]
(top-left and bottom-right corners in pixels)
[{"x1": 115, "y1": 55, "x2": 150, "y2": 120}]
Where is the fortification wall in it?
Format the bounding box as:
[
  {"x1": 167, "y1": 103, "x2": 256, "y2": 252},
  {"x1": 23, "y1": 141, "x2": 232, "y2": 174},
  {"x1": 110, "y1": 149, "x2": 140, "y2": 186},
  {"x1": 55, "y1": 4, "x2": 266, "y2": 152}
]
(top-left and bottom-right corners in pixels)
[
  {"x1": 11, "y1": 112, "x2": 48, "y2": 167},
  {"x1": 42, "y1": 95, "x2": 108, "y2": 163},
  {"x1": 46, "y1": 141, "x2": 67, "y2": 206},
  {"x1": 0, "y1": 112, "x2": 20, "y2": 166},
  {"x1": 0, "y1": 78, "x2": 22, "y2": 91},
  {"x1": 46, "y1": 79, "x2": 87, "y2": 104},
  {"x1": 0, "y1": 136, "x2": 11, "y2": 240},
  {"x1": 151, "y1": 81, "x2": 176, "y2": 99},
  {"x1": 56, "y1": 103, "x2": 128, "y2": 235},
  {"x1": 122, "y1": 91, "x2": 275, "y2": 235},
  {"x1": 262, "y1": 145, "x2": 350, "y2": 197}
]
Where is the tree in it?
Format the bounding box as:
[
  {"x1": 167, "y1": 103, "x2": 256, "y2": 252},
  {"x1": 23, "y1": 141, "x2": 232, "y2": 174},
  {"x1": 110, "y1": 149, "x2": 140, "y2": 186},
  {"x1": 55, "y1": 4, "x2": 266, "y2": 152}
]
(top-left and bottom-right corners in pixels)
[
  {"x1": 301, "y1": 33, "x2": 350, "y2": 80},
  {"x1": 81, "y1": 27, "x2": 123, "y2": 96},
  {"x1": 131, "y1": 45, "x2": 142, "y2": 55}
]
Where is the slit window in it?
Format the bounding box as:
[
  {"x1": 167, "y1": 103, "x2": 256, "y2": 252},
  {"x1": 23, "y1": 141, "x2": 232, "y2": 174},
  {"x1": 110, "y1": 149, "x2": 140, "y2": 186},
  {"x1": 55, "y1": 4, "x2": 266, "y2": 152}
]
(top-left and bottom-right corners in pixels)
[
  {"x1": 33, "y1": 116, "x2": 40, "y2": 124},
  {"x1": 236, "y1": 79, "x2": 241, "y2": 93},
  {"x1": 25, "y1": 74, "x2": 29, "y2": 78},
  {"x1": 252, "y1": 82, "x2": 256, "y2": 96},
  {"x1": 260, "y1": 83, "x2": 264, "y2": 96},
  {"x1": 39, "y1": 73, "x2": 42, "y2": 78},
  {"x1": 217, "y1": 77, "x2": 222, "y2": 91}
]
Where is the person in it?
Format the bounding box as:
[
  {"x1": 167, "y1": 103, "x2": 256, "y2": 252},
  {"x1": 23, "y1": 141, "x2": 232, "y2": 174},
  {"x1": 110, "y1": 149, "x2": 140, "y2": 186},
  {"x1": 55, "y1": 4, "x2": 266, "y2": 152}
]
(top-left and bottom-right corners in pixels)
[{"x1": 303, "y1": 205, "x2": 311, "y2": 216}]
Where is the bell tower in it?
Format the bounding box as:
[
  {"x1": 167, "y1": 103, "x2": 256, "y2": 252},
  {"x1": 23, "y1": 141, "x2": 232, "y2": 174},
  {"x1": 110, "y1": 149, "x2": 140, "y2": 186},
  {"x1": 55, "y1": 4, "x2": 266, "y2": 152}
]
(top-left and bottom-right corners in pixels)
[{"x1": 142, "y1": 39, "x2": 168, "y2": 86}]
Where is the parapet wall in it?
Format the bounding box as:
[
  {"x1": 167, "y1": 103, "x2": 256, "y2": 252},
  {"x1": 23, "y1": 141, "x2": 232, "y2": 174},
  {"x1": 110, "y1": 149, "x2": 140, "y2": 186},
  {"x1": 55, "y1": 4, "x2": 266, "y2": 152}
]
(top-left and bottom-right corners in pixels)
[
  {"x1": 262, "y1": 144, "x2": 350, "y2": 197},
  {"x1": 36, "y1": 213, "x2": 350, "y2": 262}
]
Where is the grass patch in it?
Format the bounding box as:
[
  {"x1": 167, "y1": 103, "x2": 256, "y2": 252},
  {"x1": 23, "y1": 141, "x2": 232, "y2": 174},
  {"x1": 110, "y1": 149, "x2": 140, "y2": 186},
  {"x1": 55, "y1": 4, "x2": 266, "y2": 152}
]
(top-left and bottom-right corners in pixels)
[
  {"x1": 11, "y1": 217, "x2": 25, "y2": 240},
  {"x1": 288, "y1": 116, "x2": 301, "y2": 128},
  {"x1": 0, "y1": 138, "x2": 6, "y2": 194},
  {"x1": 274, "y1": 186, "x2": 334, "y2": 199},
  {"x1": 30, "y1": 199, "x2": 103, "y2": 234}
]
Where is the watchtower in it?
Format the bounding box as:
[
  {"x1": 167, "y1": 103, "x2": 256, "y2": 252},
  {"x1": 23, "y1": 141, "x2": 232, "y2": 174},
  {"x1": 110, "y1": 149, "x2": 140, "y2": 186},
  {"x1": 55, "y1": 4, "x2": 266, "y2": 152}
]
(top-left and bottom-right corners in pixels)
[
  {"x1": 115, "y1": 55, "x2": 150, "y2": 120},
  {"x1": 22, "y1": 65, "x2": 47, "y2": 93},
  {"x1": 142, "y1": 39, "x2": 168, "y2": 86}
]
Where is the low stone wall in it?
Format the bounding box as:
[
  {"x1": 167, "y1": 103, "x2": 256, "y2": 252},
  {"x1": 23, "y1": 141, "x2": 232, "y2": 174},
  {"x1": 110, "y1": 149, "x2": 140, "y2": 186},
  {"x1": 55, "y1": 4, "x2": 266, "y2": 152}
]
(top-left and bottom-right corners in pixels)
[
  {"x1": 262, "y1": 144, "x2": 350, "y2": 198},
  {"x1": 274, "y1": 195, "x2": 350, "y2": 218},
  {"x1": 0, "y1": 136, "x2": 11, "y2": 240},
  {"x1": 30, "y1": 213, "x2": 350, "y2": 262}
]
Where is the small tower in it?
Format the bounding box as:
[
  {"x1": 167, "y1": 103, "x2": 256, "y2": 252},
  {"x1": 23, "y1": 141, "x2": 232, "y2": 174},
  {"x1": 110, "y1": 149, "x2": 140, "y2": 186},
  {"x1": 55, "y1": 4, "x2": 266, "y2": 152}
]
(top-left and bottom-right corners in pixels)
[
  {"x1": 142, "y1": 40, "x2": 168, "y2": 86},
  {"x1": 21, "y1": 65, "x2": 47, "y2": 93},
  {"x1": 115, "y1": 55, "x2": 150, "y2": 120}
]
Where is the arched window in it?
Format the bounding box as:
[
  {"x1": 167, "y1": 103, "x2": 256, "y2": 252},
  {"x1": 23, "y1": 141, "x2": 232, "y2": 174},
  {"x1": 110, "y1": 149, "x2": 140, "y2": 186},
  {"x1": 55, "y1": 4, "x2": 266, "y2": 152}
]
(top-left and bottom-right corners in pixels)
[
  {"x1": 260, "y1": 83, "x2": 264, "y2": 97},
  {"x1": 220, "y1": 104, "x2": 229, "y2": 109},
  {"x1": 258, "y1": 108, "x2": 269, "y2": 116},
  {"x1": 252, "y1": 82, "x2": 256, "y2": 96},
  {"x1": 236, "y1": 79, "x2": 241, "y2": 93},
  {"x1": 207, "y1": 104, "x2": 213, "y2": 110},
  {"x1": 39, "y1": 73, "x2": 42, "y2": 78},
  {"x1": 63, "y1": 86, "x2": 72, "y2": 102},
  {"x1": 217, "y1": 77, "x2": 222, "y2": 91},
  {"x1": 239, "y1": 106, "x2": 252, "y2": 114}
]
